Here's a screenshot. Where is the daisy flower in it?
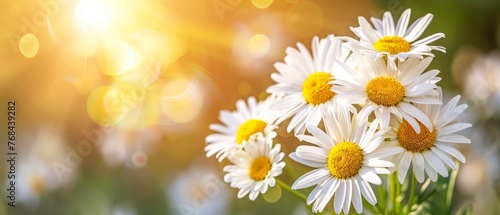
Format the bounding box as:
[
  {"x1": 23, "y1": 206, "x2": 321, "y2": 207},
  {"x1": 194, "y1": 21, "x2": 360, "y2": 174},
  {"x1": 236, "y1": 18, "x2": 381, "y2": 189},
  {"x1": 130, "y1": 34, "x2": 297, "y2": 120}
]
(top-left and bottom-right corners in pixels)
[
  {"x1": 290, "y1": 105, "x2": 403, "y2": 214},
  {"x1": 348, "y1": 8, "x2": 445, "y2": 61},
  {"x1": 223, "y1": 135, "x2": 285, "y2": 201},
  {"x1": 332, "y1": 53, "x2": 442, "y2": 133},
  {"x1": 205, "y1": 96, "x2": 279, "y2": 162},
  {"x1": 386, "y1": 88, "x2": 472, "y2": 184},
  {"x1": 266, "y1": 34, "x2": 353, "y2": 135},
  {"x1": 167, "y1": 165, "x2": 230, "y2": 215}
]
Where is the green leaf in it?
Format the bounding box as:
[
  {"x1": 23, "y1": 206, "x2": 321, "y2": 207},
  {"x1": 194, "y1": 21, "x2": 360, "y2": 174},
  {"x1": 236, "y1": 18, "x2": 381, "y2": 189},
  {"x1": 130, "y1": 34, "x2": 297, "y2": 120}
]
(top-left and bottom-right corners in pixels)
[{"x1": 455, "y1": 205, "x2": 473, "y2": 215}]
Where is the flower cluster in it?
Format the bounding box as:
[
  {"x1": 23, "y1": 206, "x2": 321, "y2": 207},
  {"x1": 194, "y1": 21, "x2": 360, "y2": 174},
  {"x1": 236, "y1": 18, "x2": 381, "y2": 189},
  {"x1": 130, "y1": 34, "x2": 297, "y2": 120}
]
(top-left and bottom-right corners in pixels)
[{"x1": 205, "y1": 9, "x2": 471, "y2": 214}]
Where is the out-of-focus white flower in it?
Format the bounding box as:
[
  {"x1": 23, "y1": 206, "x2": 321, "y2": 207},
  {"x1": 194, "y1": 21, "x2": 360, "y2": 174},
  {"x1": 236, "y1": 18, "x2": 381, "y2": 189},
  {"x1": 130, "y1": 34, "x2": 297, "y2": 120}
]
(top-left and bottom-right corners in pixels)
[
  {"x1": 100, "y1": 124, "x2": 162, "y2": 168},
  {"x1": 15, "y1": 127, "x2": 75, "y2": 207},
  {"x1": 458, "y1": 51, "x2": 500, "y2": 119},
  {"x1": 167, "y1": 165, "x2": 230, "y2": 215}
]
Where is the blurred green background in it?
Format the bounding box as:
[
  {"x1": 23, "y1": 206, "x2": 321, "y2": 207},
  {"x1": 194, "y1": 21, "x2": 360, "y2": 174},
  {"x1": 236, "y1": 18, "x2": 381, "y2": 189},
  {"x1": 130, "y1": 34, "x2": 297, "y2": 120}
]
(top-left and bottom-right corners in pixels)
[{"x1": 1, "y1": 0, "x2": 500, "y2": 214}]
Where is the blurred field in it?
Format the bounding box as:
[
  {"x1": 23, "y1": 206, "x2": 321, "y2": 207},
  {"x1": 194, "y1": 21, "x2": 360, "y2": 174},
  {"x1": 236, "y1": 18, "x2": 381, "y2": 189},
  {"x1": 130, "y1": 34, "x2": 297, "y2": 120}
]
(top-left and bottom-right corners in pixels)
[{"x1": 1, "y1": 0, "x2": 500, "y2": 214}]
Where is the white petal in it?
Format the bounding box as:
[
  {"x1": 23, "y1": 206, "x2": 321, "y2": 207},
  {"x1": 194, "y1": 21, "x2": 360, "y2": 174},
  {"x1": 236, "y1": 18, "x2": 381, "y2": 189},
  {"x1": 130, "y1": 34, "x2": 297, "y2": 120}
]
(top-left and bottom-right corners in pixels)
[
  {"x1": 436, "y1": 134, "x2": 471, "y2": 144},
  {"x1": 357, "y1": 176, "x2": 377, "y2": 204},
  {"x1": 365, "y1": 147, "x2": 404, "y2": 160},
  {"x1": 424, "y1": 158, "x2": 438, "y2": 181},
  {"x1": 431, "y1": 147, "x2": 457, "y2": 170},
  {"x1": 359, "y1": 168, "x2": 382, "y2": 185},
  {"x1": 412, "y1": 33, "x2": 445, "y2": 46},
  {"x1": 343, "y1": 180, "x2": 353, "y2": 214},
  {"x1": 398, "y1": 152, "x2": 412, "y2": 184},
  {"x1": 292, "y1": 168, "x2": 331, "y2": 189},
  {"x1": 438, "y1": 123, "x2": 472, "y2": 136},
  {"x1": 395, "y1": 9, "x2": 411, "y2": 36},
  {"x1": 290, "y1": 153, "x2": 325, "y2": 168},
  {"x1": 404, "y1": 13, "x2": 433, "y2": 42},
  {"x1": 333, "y1": 181, "x2": 346, "y2": 214},
  {"x1": 412, "y1": 153, "x2": 425, "y2": 183},
  {"x1": 295, "y1": 145, "x2": 328, "y2": 163},
  {"x1": 423, "y1": 150, "x2": 449, "y2": 177},
  {"x1": 352, "y1": 179, "x2": 363, "y2": 213},
  {"x1": 434, "y1": 144, "x2": 466, "y2": 163},
  {"x1": 307, "y1": 124, "x2": 333, "y2": 149},
  {"x1": 364, "y1": 159, "x2": 395, "y2": 168},
  {"x1": 316, "y1": 179, "x2": 339, "y2": 213}
]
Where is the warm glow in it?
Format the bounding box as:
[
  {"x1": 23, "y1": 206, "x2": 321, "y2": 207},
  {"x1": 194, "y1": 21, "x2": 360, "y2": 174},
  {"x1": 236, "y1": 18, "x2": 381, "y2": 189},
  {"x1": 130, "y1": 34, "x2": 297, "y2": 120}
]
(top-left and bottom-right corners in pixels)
[
  {"x1": 248, "y1": 34, "x2": 271, "y2": 58},
  {"x1": 76, "y1": 0, "x2": 112, "y2": 33},
  {"x1": 160, "y1": 77, "x2": 204, "y2": 123},
  {"x1": 101, "y1": 41, "x2": 140, "y2": 76}
]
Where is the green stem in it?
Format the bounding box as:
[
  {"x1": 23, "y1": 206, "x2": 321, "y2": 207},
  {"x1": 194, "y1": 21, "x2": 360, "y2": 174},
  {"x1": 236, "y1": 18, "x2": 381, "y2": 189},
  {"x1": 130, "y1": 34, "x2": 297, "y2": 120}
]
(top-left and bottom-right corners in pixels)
[
  {"x1": 374, "y1": 202, "x2": 385, "y2": 215},
  {"x1": 395, "y1": 175, "x2": 402, "y2": 214},
  {"x1": 419, "y1": 183, "x2": 447, "y2": 203},
  {"x1": 406, "y1": 173, "x2": 417, "y2": 214},
  {"x1": 389, "y1": 173, "x2": 397, "y2": 215},
  {"x1": 377, "y1": 184, "x2": 387, "y2": 213},
  {"x1": 276, "y1": 178, "x2": 307, "y2": 202},
  {"x1": 445, "y1": 162, "x2": 460, "y2": 215}
]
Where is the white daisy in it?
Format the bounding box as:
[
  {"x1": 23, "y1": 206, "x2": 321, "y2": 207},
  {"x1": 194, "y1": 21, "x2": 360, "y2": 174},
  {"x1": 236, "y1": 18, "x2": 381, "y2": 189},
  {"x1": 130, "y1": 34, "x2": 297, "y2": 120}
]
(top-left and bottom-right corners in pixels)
[
  {"x1": 332, "y1": 53, "x2": 442, "y2": 133},
  {"x1": 167, "y1": 165, "x2": 230, "y2": 215},
  {"x1": 266, "y1": 34, "x2": 354, "y2": 135},
  {"x1": 386, "y1": 88, "x2": 472, "y2": 184},
  {"x1": 348, "y1": 8, "x2": 445, "y2": 61},
  {"x1": 205, "y1": 96, "x2": 279, "y2": 162},
  {"x1": 290, "y1": 105, "x2": 403, "y2": 214},
  {"x1": 223, "y1": 135, "x2": 285, "y2": 201}
]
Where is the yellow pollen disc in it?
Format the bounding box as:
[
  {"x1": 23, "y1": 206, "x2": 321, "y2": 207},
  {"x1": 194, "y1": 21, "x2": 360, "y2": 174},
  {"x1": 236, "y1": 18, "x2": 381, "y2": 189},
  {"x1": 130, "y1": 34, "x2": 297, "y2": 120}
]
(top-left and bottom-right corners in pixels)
[
  {"x1": 30, "y1": 175, "x2": 46, "y2": 194},
  {"x1": 236, "y1": 119, "x2": 267, "y2": 144},
  {"x1": 249, "y1": 156, "x2": 272, "y2": 180},
  {"x1": 327, "y1": 142, "x2": 364, "y2": 179},
  {"x1": 398, "y1": 120, "x2": 436, "y2": 152},
  {"x1": 373, "y1": 36, "x2": 411, "y2": 54},
  {"x1": 302, "y1": 72, "x2": 335, "y2": 105},
  {"x1": 366, "y1": 76, "x2": 405, "y2": 107}
]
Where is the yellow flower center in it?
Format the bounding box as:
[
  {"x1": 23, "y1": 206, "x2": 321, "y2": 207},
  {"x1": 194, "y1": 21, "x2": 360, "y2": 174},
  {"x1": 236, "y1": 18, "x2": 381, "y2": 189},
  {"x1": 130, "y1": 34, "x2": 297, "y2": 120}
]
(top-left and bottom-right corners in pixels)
[
  {"x1": 249, "y1": 156, "x2": 272, "y2": 181},
  {"x1": 302, "y1": 72, "x2": 335, "y2": 105},
  {"x1": 366, "y1": 76, "x2": 405, "y2": 107},
  {"x1": 373, "y1": 36, "x2": 411, "y2": 54},
  {"x1": 398, "y1": 120, "x2": 436, "y2": 152},
  {"x1": 30, "y1": 175, "x2": 46, "y2": 194},
  {"x1": 327, "y1": 142, "x2": 364, "y2": 179},
  {"x1": 236, "y1": 119, "x2": 267, "y2": 144}
]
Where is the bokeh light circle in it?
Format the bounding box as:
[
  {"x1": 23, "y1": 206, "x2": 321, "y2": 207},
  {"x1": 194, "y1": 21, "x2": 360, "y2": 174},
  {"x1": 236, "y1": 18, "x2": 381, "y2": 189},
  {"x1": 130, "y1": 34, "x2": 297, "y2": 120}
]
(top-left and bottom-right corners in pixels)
[
  {"x1": 131, "y1": 151, "x2": 148, "y2": 168},
  {"x1": 251, "y1": 0, "x2": 273, "y2": 9},
  {"x1": 87, "y1": 86, "x2": 128, "y2": 127},
  {"x1": 248, "y1": 34, "x2": 271, "y2": 58},
  {"x1": 19, "y1": 34, "x2": 39, "y2": 58},
  {"x1": 160, "y1": 77, "x2": 204, "y2": 123},
  {"x1": 263, "y1": 185, "x2": 282, "y2": 203}
]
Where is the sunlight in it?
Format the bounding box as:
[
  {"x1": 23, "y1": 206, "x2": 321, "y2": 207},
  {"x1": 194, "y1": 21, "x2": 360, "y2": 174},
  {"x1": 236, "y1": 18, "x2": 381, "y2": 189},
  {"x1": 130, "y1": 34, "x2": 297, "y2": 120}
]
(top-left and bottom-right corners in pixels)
[{"x1": 76, "y1": 0, "x2": 112, "y2": 33}]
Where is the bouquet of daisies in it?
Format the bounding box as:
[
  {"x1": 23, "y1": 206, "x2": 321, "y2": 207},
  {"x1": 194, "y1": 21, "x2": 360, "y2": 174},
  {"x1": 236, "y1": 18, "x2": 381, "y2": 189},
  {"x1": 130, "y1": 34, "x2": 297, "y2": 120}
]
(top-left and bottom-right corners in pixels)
[{"x1": 205, "y1": 9, "x2": 471, "y2": 215}]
